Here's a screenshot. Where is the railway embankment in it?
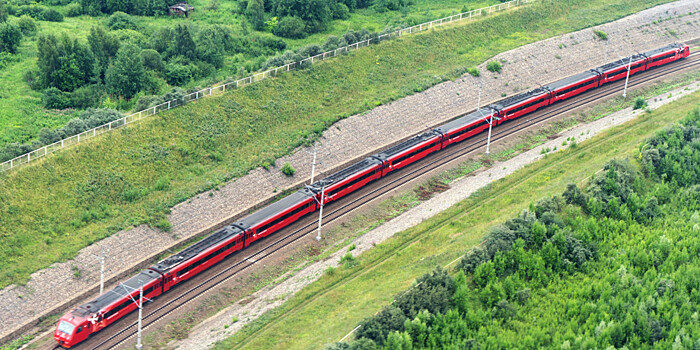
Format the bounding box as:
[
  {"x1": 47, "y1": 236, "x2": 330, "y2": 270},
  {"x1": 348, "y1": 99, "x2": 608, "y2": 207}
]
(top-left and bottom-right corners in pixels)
[{"x1": 2, "y1": 0, "x2": 699, "y2": 346}]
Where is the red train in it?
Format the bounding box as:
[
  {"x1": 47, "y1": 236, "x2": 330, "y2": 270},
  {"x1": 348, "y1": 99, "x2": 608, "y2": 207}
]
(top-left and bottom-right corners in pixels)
[{"x1": 54, "y1": 43, "x2": 689, "y2": 347}]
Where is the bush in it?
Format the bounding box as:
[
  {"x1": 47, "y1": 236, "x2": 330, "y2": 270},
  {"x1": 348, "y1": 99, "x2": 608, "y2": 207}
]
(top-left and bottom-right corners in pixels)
[
  {"x1": 108, "y1": 12, "x2": 137, "y2": 30},
  {"x1": 486, "y1": 60, "x2": 502, "y2": 73},
  {"x1": 467, "y1": 67, "x2": 480, "y2": 77},
  {"x1": 331, "y1": 2, "x2": 349, "y2": 20},
  {"x1": 70, "y1": 84, "x2": 104, "y2": 109},
  {"x1": 0, "y1": 21, "x2": 22, "y2": 53},
  {"x1": 42, "y1": 87, "x2": 71, "y2": 109},
  {"x1": 275, "y1": 16, "x2": 306, "y2": 39},
  {"x1": 40, "y1": 8, "x2": 63, "y2": 22},
  {"x1": 16, "y1": 15, "x2": 36, "y2": 35},
  {"x1": 281, "y1": 162, "x2": 296, "y2": 176},
  {"x1": 633, "y1": 96, "x2": 647, "y2": 110},
  {"x1": 141, "y1": 49, "x2": 164, "y2": 72},
  {"x1": 593, "y1": 29, "x2": 607, "y2": 40},
  {"x1": 65, "y1": 2, "x2": 82, "y2": 17},
  {"x1": 297, "y1": 44, "x2": 322, "y2": 58}
]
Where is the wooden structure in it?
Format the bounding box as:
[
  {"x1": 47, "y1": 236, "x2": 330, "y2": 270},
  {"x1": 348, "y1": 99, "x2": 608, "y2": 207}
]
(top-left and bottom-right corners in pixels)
[{"x1": 169, "y1": 2, "x2": 194, "y2": 16}]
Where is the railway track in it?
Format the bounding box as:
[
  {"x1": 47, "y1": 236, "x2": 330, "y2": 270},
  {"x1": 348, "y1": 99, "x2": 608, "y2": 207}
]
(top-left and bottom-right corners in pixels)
[{"x1": 40, "y1": 51, "x2": 699, "y2": 350}]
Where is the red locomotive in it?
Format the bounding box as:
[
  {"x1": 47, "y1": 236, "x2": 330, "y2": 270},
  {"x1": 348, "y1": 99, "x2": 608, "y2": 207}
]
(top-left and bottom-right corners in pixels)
[{"x1": 55, "y1": 43, "x2": 689, "y2": 348}]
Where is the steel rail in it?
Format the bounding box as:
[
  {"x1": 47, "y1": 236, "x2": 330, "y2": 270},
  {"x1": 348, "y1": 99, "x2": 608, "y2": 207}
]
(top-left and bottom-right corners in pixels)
[{"x1": 85, "y1": 53, "x2": 699, "y2": 350}]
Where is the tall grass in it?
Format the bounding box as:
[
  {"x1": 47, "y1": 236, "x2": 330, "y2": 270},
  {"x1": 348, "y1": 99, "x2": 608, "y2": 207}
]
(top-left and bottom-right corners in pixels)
[{"x1": 0, "y1": 0, "x2": 676, "y2": 289}]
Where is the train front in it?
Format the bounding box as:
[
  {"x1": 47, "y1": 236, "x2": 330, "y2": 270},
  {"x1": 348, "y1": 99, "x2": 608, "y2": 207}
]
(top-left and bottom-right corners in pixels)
[{"x1": 54, "y1": 312, "x2": 89, "y2": 348}]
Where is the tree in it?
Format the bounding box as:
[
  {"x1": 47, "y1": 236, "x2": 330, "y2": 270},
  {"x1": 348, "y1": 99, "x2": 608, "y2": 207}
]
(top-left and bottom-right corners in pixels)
[
  {"x1": 88, "y1": 26, "x2": 121, "y2": 82},
  {"x1": 171, "y1": 24, "x2": 196, "y2": 60},
  {"x1": 274, "y1": 0, "x2": 331, "y2": 34},
  {"x1": 141, "y1": 49, "x2": 163, "y2": 72},
  {"x1": 0, "y1": 3, "x2": 7, "y2": 23},
  {"x1": 36, "y1": 34, "x2": 95, "y2": 91},
  {"x1": 196, "y1": 25, "x2": 229, "y2": 68},
  {"x1": 108, "y1": 11, "x2": 138, "y2": 30},
  {"x1": 245, "y1": 0, "x2": 265, "y2": 30},
  {"x1": 0, "y1": 22, "x2": 22, "y2": 54},
  {"x1": 106, "y1": 43, "x2": 145, "y2": 98}
]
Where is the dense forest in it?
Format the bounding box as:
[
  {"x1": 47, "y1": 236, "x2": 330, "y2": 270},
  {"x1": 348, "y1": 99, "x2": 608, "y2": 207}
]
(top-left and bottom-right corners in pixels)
[
  {"x1": 0, "y1": 0, "x2": 500, "y2": 163},
  {"x1": 327, "y1": 108, "x2": 700, "y2": 349}
]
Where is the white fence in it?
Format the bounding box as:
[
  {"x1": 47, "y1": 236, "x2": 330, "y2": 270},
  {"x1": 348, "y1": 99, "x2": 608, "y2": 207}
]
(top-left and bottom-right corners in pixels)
[{"x1": 0, "y1": 0, "x2": 533, "y2": 173}]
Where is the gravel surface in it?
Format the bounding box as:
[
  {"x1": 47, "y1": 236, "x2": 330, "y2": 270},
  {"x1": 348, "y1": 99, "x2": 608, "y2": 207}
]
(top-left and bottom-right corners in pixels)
[
  {"x1": 173, "y1": 80, "x2": 700, "y2": 350},
  {"x1": 2, "y1": 0, "x2": 699, "y2": 342}
]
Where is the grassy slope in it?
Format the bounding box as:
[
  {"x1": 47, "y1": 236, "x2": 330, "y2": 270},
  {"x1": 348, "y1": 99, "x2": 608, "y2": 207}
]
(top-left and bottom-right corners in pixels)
[
  {"x1": 0, "y1": 0, "x2": 676, "y2": 289},
  {"x1": 0, "y1": 0, "x2": 498, "y2": 148},
  {"x1": 212, "y1": 91, "x2": 700, "y2": 350}
]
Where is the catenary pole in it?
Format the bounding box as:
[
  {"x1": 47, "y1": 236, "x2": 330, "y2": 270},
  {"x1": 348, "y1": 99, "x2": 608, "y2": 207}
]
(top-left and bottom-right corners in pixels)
[
  {"x1": 136, "y1": 286, "x2": 143, "y2": 350},
  {"x1": 316, "y1": 184, "x2": 325, "y2": 241}
]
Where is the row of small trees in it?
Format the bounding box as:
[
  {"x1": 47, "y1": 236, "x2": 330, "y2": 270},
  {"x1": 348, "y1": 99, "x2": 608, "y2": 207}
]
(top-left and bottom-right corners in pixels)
[{"x1": 327, "y1": 108, "x2": 700, "y2": 349}]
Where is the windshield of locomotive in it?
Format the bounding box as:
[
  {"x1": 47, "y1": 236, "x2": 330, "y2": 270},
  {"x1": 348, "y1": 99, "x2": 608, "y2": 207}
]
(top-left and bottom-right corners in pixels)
[{"x1": 57, "y1": 320, "x2": 76, "y2": 335}]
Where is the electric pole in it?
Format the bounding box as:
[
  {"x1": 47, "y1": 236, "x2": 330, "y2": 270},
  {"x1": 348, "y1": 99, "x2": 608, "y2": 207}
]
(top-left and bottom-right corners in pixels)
[{"x1": 479, "y1": 109, "x2": 500, "y2": 155}]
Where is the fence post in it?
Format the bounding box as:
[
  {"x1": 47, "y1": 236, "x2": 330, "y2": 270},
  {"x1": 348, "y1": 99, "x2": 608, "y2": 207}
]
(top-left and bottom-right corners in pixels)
[
  {"x1": 168, "y1": 101, "x2": 171, "y2": 109},
  {"x1": 77, "y1": 134, "x2": 80, "y2": 142},
  {"x1": 10, "y1": 159, "x2": 12, "y2": 168},
  {"x1": 152, "y1": 106, "x2": 157, "y2": 115},
  {"x1": 44, "y1": 147, "x2": 47, "y2": 156},
  {"x1": 93, "y1": 129, "x2": 96, "y2": 137},
  {"x1": 28, "y1": 152, "x2": 30, "y2": 162}
]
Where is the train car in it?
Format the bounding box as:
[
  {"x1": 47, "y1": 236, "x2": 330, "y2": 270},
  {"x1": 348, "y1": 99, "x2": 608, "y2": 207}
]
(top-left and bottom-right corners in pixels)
[
  {"x1": 375, "y1": 131, "x2": 442, "y2": 176},
  {"x1": 310, "y1": 157, "x2": 382, "y2": 205},
  {"x1": 593, "y1": 53, "x2": 647, "y2": 85},
  {"x1": 644, "y1": 43, "x2": 689, "y2": 69},
  {"x1": 151, "y1": 225, "x2": 245, "y2": 290},
  {"x1": 434, "y1": 110, "x2": 492, "y2": 147},
  {"x1": 236, "y1": 189, "x2": 317, "y2": 245},
  {"x1": 545, "y1": 70, "x2": 600, "y2": 104},
  {"x1": 54, "y1": 270, "x2": 162, "y2": 348},
  {"x1": 488, "y1": 87, "x2": 551, "y2": 123}
]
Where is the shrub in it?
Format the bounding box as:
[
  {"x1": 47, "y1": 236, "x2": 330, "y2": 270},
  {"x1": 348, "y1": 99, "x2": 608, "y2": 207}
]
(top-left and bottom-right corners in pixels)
[
  {"x1": 281, "y1": 162, "x2": 296, "y2": 176},
  {"x1": 297, "y1": 44, "x2": 322, "y2": 58},
  {"x1": 65, "y1": 2, "x2": 82, "y2": 17},
  {"x1": 165, "y1": 63, "x2": 191, "y2": 86},
  {"x1": 42, "y1": 87, "x2": 71, "y2": 109},
  {"x1": 40, "y1": 8, "x2": 63, "y2": 22},
  {"x1": 467, "y1": 67, "x2": 480, "y2": 77},
  {"x1": 141, "y1": 49, "x2": 164, "y2": 72},
  {"x1": 70, "y1": 84, "x2": 104, "y2": 109},
  {"x1": 16, "y1": 15, "x2": 36, "y2": 35},
  {"x1": 108, "y1": 11, "x2": 137, "y2": 30},
  {"x1": 275, "y1": 16, "x2": 306, "y2": 39},
  {"x1": 593, "y1": 29, "x2": 607, "y2": 40},
  {"x1": 331, "y1": 2, "x2": 349, "y2": 20},
  {"x1": 486, "y1": 60, "x2": 502, "y2": 73},
  {"x1": 633, "y1": 96, "x2": 647, "y2": 110},
  {"x1": 0, "y1": 21, "x2": 22, "y2": 54}
]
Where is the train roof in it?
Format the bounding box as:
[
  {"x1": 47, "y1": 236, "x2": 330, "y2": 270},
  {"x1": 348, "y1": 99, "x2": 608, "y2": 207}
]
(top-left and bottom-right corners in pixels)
[
  {"x1": 237, "y1": 189, "x2": 315, "y2": 229},
  {"x1": 490, "y1": 87, "x2": 550, "y2": 110},
  {"x1": 152, "y1": 225, "x2": 244, "y2": 272},
  {"x1": 374, "y1": 130, "x2": 441, "y2": 160},
  {"x1": 311, "y1": 157, "x2": 381, "y2": 189},
  {"x1": 74, "y1": 270, "x2": 160, "y2": 315},
  {"x1": 545, "y1": 71, "x2": 598, "y2": 91},
  {"x1": 595, "y1": 53, "x2": 647, "y2": 73},
  {"x1": 643, "y1": 43, "x2": 684, "y2": 57},
  {"x1": 434, "y1": 110, "x2": 489, "y2": 134}
]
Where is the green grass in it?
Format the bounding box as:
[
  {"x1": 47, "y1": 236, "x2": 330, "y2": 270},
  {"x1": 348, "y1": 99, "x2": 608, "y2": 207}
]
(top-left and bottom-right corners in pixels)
[
  {"x1": 211, "y1": 90, "x2": 700, "y2": 350},
  {"x1": 0, "y1": 0, "x2": 499, "y2": 149},
  {"x1": 0, "y1": 0, "x2": 677, "y2": 289}
]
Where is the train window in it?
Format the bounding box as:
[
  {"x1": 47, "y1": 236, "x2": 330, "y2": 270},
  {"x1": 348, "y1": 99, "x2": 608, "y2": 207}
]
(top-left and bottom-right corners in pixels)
[
  {"x1": 144, "y1": 286, "x2": 154, "y2": 295},
  {"x1": 76, "y1": 326, "x2": 83, "y2": 333},
  {"x1": 652, "y1": 53, "x2": 675, "y2": 62},
  {"x1": 57, "y1": 321, "x2": 76, "y2": 335},
  {"x1": 329, "y1": 170, "x2": 376, "y2": 196},
  {"x1": 256, "y1": 203, "x2": 311, "y2": 234},
  {"x1": 393, "y1": 140, "x2": 438, "y2": 165}
]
